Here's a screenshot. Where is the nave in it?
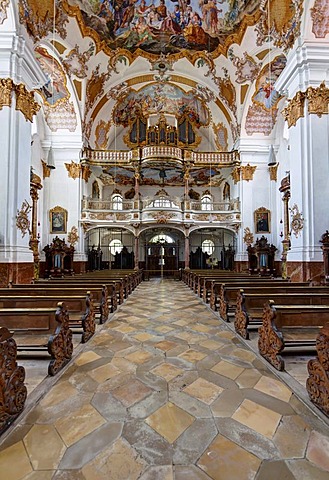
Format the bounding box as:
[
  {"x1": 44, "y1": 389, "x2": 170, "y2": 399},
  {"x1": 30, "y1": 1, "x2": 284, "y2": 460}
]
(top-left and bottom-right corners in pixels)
[{"x1": 1, "y1": 279, "x2": 329, "y2": 480}]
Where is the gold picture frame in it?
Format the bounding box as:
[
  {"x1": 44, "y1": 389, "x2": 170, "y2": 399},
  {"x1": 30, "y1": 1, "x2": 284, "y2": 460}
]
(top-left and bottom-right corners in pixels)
[
  {"x1": 254, "y1": 207, "x2": 270, "y2": 234},
  {"x1": 49, "y1": 206, "x2": 68, "y2": 234}
]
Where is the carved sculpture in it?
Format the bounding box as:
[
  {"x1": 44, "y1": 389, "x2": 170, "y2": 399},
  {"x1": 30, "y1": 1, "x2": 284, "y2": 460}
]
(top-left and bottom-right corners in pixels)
[
  {"x1": 218, "y1": 284, "x2": 229, "y2": 321},
  {"x1": 16, "y1": 200, "x2": 31, "y2": 238},
  {"x1": 47, "y1": 303, "x2": 73, "y2": 376},
  {"x1": 306, "y1": 323, "x2": 329, "y2": 417},
  {"x1": 99, "y1": 285, "x2": 109, "y2": 324},
  {"x1": 258, "y1": 301, "x2": 284, "y2": 371},
  {"x1": 0, "y1": 78, "x2": 13, "y2": 110},
  {"x1": 15, "y1": 83, "x2": 40, "y2": 122},
  {"x1": 234, "y1": 290, "x2": 249, "y2": 340},
  {"x1": 282, "y1": 91, "x2": 306, "y2": 128},
  {"x1": 81, "y1": 292, "x2": 95, "y2": 343},
  {"x1": 0, "y1": 327, "x2": 27, "y2": 435}
]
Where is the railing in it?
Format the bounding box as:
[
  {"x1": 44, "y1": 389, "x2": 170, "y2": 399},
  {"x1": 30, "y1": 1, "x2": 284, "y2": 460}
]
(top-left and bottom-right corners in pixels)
[
  {"x1": 141, "y1": 146, "x2": 183, "y2": 162},
  {"x1": 189, "y1": 199, "x2": 240, "y2": 211},
  {"x1": 188, "y1": 151, "x2": 240, "y2": 165},
  {"x1": 82, "y1": 199, "x2": 135, "y2": 210}
]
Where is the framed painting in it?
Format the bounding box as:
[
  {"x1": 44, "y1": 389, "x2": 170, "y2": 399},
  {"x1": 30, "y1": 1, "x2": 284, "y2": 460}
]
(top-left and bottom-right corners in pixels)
[
  {"x1": 254, "y1": 207, "x2": 270, "y2": 234},
  {"x1": 49, "y1": 206, "x2": 67, "y2": 234}
]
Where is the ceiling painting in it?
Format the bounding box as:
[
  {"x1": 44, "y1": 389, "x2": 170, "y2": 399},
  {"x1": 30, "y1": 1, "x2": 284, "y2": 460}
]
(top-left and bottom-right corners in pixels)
[
  {"x1": 35, "y1": 46, "x2": 70, "y2": 106},
  {"x1": 251, "y1": 55, "x2": 286, "y2": 111},
  {"x1": 105, "y1": 166, "x2": 135, "y2": 185},
  {"x1": 140, "y1": 167, "x2": 184, "y2": 186},
  {"x1": 63, "y1": 0, "x2": 261, "y2": 59},
  {"x1": 112, "y1": 83, "x2": 209, "y2": 127},
  {"x1": 19, "y1": 0, "x2": 68, "y2": 41}
]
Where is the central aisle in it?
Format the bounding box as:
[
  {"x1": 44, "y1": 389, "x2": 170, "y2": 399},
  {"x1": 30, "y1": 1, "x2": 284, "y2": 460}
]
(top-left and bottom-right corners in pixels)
[{"x1": 1, "y1": 279, "x2": 329, "y2": 479}]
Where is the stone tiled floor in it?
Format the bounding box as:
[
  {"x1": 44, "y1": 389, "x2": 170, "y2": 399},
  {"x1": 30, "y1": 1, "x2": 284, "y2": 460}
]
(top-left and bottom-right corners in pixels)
[{"x1": 1, "y1": 279, "x2": 329, "y2": 480}]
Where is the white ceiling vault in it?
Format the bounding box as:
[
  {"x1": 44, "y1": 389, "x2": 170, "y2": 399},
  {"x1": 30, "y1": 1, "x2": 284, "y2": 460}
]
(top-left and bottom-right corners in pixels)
[{"x1": 14, "y1": 0, "x2": 315, "y2": 152}]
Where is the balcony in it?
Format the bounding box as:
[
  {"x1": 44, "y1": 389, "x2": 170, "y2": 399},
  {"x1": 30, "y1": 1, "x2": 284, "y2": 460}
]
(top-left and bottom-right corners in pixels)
[{"x1": 81, "y1": 197, "x2": 241, "y2": 226}]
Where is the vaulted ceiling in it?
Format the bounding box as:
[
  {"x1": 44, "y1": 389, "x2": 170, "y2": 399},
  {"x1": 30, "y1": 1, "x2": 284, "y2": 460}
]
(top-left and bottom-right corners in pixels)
[{"x1": 18, "y1": 0, "x2": 308, "y2": 151}]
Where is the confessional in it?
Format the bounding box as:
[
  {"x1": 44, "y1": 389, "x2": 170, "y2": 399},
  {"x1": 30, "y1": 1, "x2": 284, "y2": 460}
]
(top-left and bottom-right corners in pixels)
[
  {"x1": 247, "y1": 236, "x2": 277, "y2": 276},
  {"x1": 43, "y1": 237, "x2": 74, "y2": 278}
]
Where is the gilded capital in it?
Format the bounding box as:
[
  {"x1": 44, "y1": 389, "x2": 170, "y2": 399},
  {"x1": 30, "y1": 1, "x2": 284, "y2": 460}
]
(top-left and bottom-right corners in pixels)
[
  {"x1": 0, "y1": 78, "x2": 13, "y2": 111},
  {"x1": 241, "y1": 164, "x2": 256, "y2": 181},
  {"x1": 306, "y1": 81, "x2": 329, "y2": 117},
  {"x1": 65, "y1": 161, "x2": 81, "y2": 179},
  {"x1": 81, "y1": 164, "x2": 92, "y2": 182},
  {"x1": 231, "y1": 166, "x2": 241, "y2": 184},
  {"x1": 15, "y1": 84, "x2": 40, "y2": 122},
  {"x1": 282, "y1": 91, "x2": 306, "y2": 128},
  {"x1": 269, "y1": 163, "x2": 279, "y2": 181}
]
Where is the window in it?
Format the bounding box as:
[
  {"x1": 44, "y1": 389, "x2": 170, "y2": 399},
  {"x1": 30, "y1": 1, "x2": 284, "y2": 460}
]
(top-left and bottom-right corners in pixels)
[
  {"x1": 109, "y1": 239, "x2": 123, "y2": 256},
  {"x1": 202, "y1": 239, "x2": 214, "y2": 255},
  {"x1": 153, "y1": 197, "x2": 171, "y2": 208},
  {"x1": 201, "y1": 195, "x2": 213, "y2": 211},
  {"x1": 150, "y1": 234, "x2": 174, "y2": 243},
  {"x1": 112, "y1": 194, "x2": 123, "y2": 210}
]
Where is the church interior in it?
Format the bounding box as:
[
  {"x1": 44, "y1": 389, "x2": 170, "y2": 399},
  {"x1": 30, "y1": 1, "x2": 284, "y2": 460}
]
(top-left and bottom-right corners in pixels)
[{"x1": 1, "y1": 0, "x2": 329, "y2": 478}]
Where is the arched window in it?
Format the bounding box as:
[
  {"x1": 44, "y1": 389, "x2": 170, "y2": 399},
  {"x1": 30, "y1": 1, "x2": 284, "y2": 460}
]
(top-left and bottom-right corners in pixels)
[
  {"x1": 150, "y1": 234, "x2": 174, "y2": 243},
  {"x1": 223, "y1": 182, "x2": 230, "y2": 201},
  {"x1": 112, "y1": 194, "x2": 123, "y2": 210},
  {"x1": 109, "y1": 239, "x2": 123, "y2": 256},
  {"x1": 202, "y1": 239, "x2": 215, "y2": 255},
  {"x1": 153, "y1": 197, "x2": 172, "y2": 208},
  {"x1": 201, "y1": 194, "x2": 213, "y2": 211}
]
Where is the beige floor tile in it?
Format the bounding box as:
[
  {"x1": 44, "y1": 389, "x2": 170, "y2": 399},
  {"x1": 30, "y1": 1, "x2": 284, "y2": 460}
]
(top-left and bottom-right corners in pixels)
[
  {"x1": 145, "y1": 402, "x2": 195, "y2": 443},
  {"x1": 254, "y1": 375, "x2": 292, "y2": 403},
  {"x1": 112, "y1": 379, "x2": 153, "y2": 407},
  {"x1": 125, "y1": 350, "x2": 154, "y2": 364},
  {"x1": 154, "y1": 326, "x2": 174, "y2": 333},
  {"x1": 24, "y1": 424, "x2": 65, "y2": 470},
  {"x1": 232, "y1": 399, "x2": 282, "y2": 439},
  {"x1": 151, "y1": 363, "x2": 184, "y2": 381},
  {"x1": 55, "y1": 404, "x2": 106, "y2": 447},
  {"x1": 40, "y1": 381, "x2": 78, "y2": 408},
  {"x1": 75, "y1": 351, "x2": 101, "y2": 366},
  {"x1": 112, "y1": 324, "x2": 137, "y2": 334},
  {"x1": 88, "y1": 362, "x2": 121, "y2": 383},
  {"x1": 178, "y1": 349, "x2": 207, "y2": 363},
  {"x1": 0, "y1": 441, "x2": 33, "y2": 480},
  {"x1": 183, "y1": 378, "x2": 223, "y2": 405},
  {"x1": 199, "y1": 339, "x2": 223, "y2": 351},
  {"x1": 235, "y1": 369, "x2": 262, "y2": 388},
  {"x1": 133, "y1": 333, "x2": 156, "y2": 342},
  {"x1": 198, "y1": 434, "x2": 261, "y2": 480},
  {"x1": 306, "y1": 431, "x2": 329, "y2": 472},
  {"x1": 211, "y1": 360, "x2": 244, "y2": 380},
  {"x1": 155, "y1": 340, "x2": 178, "y2": 351}
]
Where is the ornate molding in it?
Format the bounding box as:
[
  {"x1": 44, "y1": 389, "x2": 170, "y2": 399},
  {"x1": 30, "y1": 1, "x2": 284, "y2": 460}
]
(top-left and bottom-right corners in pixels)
[
  {"x1": 15, "y1": 84, "x2": 40, "y2": 122},
  {"x1": 65, "y1": 161, "x2": 80, "y2": 179},
  {"x1": 81, "y1": 164, "x2": 91, "y2": 182},
  {"x1": 282, "y1": 91, "x2": 306, "y2": 128},
  {"x1": 306, "y1": 81, "x2": 329, "y2": 117},
  {"x1": 241, "y1": 164, "x2": 256, "y2": 182},
  {"x1": 290, "y1": 203, "x2": 304, "y2": 238},
  {"x1": 269, "y1": 163, "x2": 279, "y2": 181},
  {"x1": 151, "y1": 211, "x2": 176, "y2": 224},
  {"x1": 16, "y1": 200, "x2": 31, "y2": 238},
  {"x1": 243, "y1": 227, "x2": 254, "y2": 246},
  {"x1": 68, "y1": 226, "x2": 79, "y2": 246},
  {"x1": 0, "y1": 78, "x2": 13, "y2": 110}
]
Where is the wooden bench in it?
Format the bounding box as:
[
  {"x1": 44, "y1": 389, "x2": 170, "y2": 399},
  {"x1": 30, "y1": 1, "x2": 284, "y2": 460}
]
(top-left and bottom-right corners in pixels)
[
  {"x1": 258, "y1": 301, "x2": 329, "y2": 371},
  {"x1": 0, "y1": 303, "x2": 74, "y2": 376},
  {"x1": 235, "y1": 290, "x2": 329, "y2": 339},
  {"x1": 0, "y1": 327, "x2": 27, "y2": 435},
  {"x1": 306, "y1": 323, "x2": 329, "y2": 417}
]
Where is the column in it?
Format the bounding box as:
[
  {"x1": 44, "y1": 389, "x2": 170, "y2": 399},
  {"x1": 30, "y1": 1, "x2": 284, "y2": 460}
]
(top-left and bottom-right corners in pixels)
[
  {"x1": 134, "y1": 236, "x2": 139, "y2": 269},
  {"x1": 185, "y1": 236, "x2": 190, "y2": 269}
]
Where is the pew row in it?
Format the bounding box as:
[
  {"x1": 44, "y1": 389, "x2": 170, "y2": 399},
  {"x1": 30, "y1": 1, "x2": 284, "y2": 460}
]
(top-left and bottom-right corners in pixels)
[
  {"x1": 306, "y1": 323, "x2": 329, "y2": 417},
  {"x1": 0, "y1": 302, "x2": 74, "y2": 376},
  {"x1": 258, "y1": 301, "x2": 329, "y2": 371},
  {"x1": 0, "y1": 327, "x2": 27, "y2": 435},
  {"x1": 234, "y1": 290, "x2": 329, "y2": 339}
]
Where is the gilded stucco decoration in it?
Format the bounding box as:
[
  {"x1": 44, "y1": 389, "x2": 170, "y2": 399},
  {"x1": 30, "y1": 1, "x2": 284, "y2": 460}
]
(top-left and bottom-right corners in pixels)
[
  {"x1": 81, "y1": 164, "x2": 92, "y2": 182},
  {"x1": 65, "y1": 161, "x2": 81, "y2": 179},
  {"x1": 62, "y1": 43, "x2": 95, "y2": 79},
  {"x1": 18, "y1": 0, "x2": 69, "y2": 41},
  {"x1": 151, "y1": 211, "x2": 176, "y2": 224},
  {"x1": 15, "y1": 84, "x2": 40, "y2": 122},
  {"x1": 231, "y1": 166, "x2": 241, "y2": 184},
  {"x1": 213, "y1": 123, "x2": 228, "y2": 152},
  {"x1": 62, "y1": 0, "x2": 261, "y2": 60},
  {"x1": 16, "y1": 200, "x2": 31, "y2": 238},
  {"x1": 311, "y1": 0, "x2": 329, "y2": 38},
  {"x1": 99, "y1": 173, "x2": 115, "y2": 185},
  {"x1": 0, "y1": 0, "x2": 9, "y2": 25},
  {"x1": 290, "y1": 203, "x2": 304, "y2": 238},
  {"x1": 241, "y1": 164, "x2": 256, "y2": 181},
  {"x1": 228, "y1": 50, "x2": 261, "y2": 84},
  {"x1": 256, "y1": 0, "x2": 303, "y2": 52},
  {"x1": 113, "y1": 83, "x2": 209, "y2": 127},
  {"x1": 282, "y1": 91, "x2": 306, "y2": 128},
  {"x1": 41, "y1": 160, "x2": 51, "y2": 179},
  {"x1": 95, "y1": 120, "x2": 111, "y2": 150},
  {"x1": 269, "y1": 163, "x2": 279, "y2": 181},
  {"x1": 0, "y1": 78, "x2": 13, "y2": 110},
  {"x1": 243, "y1": 227, "x2": 254, "y2": 246},
  {"x1": 306, "y1": 81, "x2": 329, "y2": 117},
  {"x1": 68, "y1": 226, "x2": 79, "y2": 246},
  {"x1": 85, "y1": 64, "x2": 111, "y2": 115},
  {"x1": 107, "y1": 82, "x2": 129, "y2": 101}
]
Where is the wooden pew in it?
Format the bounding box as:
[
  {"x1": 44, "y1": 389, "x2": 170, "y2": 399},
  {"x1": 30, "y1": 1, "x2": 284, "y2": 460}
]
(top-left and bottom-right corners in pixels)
[
  {"x1": 235, "y1": 289, "x2": 329, "y2": 339},
  {"x1": 0, "y1": 327, "x2": 27, "y2": 435},
  {"x1": 258, "y1": 301, "x2": 329, "y2": 371},
  {"x1": 306, "y1": 323, "x2": 329, "y2": 417},
  {"x1": 0, "y1": 302, "x2": 74, "y2": 376}
]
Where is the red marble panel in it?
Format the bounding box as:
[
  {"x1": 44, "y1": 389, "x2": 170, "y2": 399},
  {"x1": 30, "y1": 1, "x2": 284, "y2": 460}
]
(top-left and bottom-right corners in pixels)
[
  {"x1": 287, "y1": 262, "x2": 324, "y2": 284},
  {"x1": 0, "y1": 263, "x2": 34, "y2": 287}
]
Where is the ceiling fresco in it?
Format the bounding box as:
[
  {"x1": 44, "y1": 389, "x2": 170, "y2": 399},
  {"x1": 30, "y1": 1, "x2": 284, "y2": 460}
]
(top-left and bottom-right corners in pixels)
[
  {"x1": 112, "y1": 83, "x2": 209, "y2": 126},
  {"x1": 63, "y1": 0, "x2": 261, "y2": 58}
]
